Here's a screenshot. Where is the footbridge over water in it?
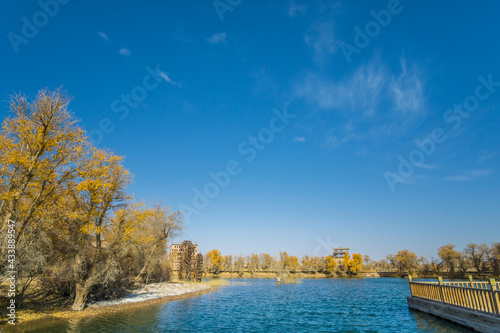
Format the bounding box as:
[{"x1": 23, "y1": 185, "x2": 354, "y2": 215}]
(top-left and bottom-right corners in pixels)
[{"x1": 407, "y1": 276, "x2": 500, "y2": 332}]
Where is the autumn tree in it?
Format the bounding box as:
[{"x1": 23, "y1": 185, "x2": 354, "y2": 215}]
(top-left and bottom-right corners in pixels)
[
  {"x1": 418, "y1": 256, "x2": 432, "y2": 273},
  {"x1": 247, "y1": 254, "x2": 260, "y2": 275},
  {"x1": 491, "y1": 243, "x2": 500, "y2": 274},
  {"x1": 301, "y1": 255, "x2": 313, "y2": 273},
  {"x1": 457, "y1": 251, "x2": 471, "y2": 277},
  {"x1": 375, "y1": 258, "x2": 390, "y2": 271},
  {"x1": 131, "y1": 204, "x2": 183, "y2": 282},
  {"x1": 0, "y1": 88, "x2": 184, "y2": 311},
  {"x1": 260, "y1": 253, "x2": 274, "y2": 272},
  {"x1": 223, "y1": 255, "x2": 234, "y2": 273},
  {"x1": 342, "y1": 253, "x2": 363, "y2": 276},
  {"x1": 206, "y1": 249, "x2": 224, "y2": 274},
  {"x1": 394, "y1": 250, "x2": 418, "y2": 273},
  {"x1": 363, "y1": 255, "x2": 374, "y2": 270},
  {"x1": 324, "y1": 255, "x2": 337, "y2": 275},
  {"x1": 279, "y1": 252, "x2": 299, "y2": 273},
  {"x1": 385, "y1": 254, "x2": 397, "y2": 270},
  {"x1": 465, "y1": 243, "x2": 489, "y2": 275},
  {"x1": 438, "y1": 244, "x2": 461, "y2": 274},
  {"x1": 311, "y1": 256, "x2": 324, "y2": 273},
  {"x1": 0, "y1": 89, "x2": 87, "y2": 259},
  {"x1": 234, "y1": 255, "x2": 245, "y2": 276},
  {"x1": 68, "y1": 148, "x2": 131, "y2": 310}
]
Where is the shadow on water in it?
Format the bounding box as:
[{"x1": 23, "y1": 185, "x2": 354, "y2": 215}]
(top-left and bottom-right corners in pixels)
[{"x1": 409, "y1": 310, "x2": 473, "y2": 333}]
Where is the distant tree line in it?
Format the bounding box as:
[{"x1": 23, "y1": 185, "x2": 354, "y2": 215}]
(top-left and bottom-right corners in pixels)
[
  {"x1": 0, "y1": 89, "x2": 183, "y2": 311},
  {"x1": 203, "y1": 243, "x2": 500, "y2": 280},
  {"x1": 204, "y1": 250, "x2": 364, "y2": 278},
  {"x1": 365, "y1": 243, "x2": 500, "y2": 277}
]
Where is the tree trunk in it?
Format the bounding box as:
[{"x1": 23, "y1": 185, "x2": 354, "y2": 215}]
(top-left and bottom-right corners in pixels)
[
  {"x1": 134, "y1": 242, "x2": 159, "y2": 282},
  {"x1": 71, "y1": 282, "x2": 92, "y2": 311}
]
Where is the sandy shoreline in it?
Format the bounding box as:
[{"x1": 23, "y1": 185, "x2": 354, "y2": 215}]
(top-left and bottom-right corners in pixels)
[{"x1": 13, "y1": 282, "x2": 215, "y2": 327}]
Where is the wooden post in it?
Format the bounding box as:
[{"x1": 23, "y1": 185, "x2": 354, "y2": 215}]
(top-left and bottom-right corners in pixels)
[
  {"x1": 438, "y1": 277, "x2": 445, "y2": 303},
  {"x1": 408, "y1": 275, "x2": 413, "y2": 296},
  {"x1": 489, "y1": 279, "x2": 499, "y2": 315}
]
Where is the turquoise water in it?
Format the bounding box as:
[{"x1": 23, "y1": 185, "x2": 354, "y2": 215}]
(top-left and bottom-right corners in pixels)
[{"x1": 18, "y1": 278, "x2": 472, "y2": 332}]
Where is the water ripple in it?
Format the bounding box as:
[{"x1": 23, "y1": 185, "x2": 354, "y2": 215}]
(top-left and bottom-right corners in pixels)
[{"x1": 18, "y1": 278, "x2": 474, "y2": 332}]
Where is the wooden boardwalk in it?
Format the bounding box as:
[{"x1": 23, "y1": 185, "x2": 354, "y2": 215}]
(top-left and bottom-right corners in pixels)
[{"x1": 407, "y1": 276, "x2": 500, "y2": 332}]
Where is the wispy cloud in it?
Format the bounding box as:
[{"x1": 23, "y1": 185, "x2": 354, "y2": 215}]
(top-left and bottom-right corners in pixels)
[
  {"x1": 444, "y1": 175, "x2": 472, "y2": 181},
  {"x1": 157, "y1": 70, "x2": 180, "y2": 87},
  {"x1": 390, "y1": 57, "x2": 424, "y2": 118},
  {"x1": 295, "y1": 61, "x2": 384, "y2": 112},
  {"x1": 98, "y1": 32, "x2": 109, "y2": 42},
  {"x1": 119, "y1": 48, "x2": 131, "y2": 57},
  {"x1": 172, "y1": 27, "x2": 193, "y2": 44},
  {"x1": 294, "y1": 136, "x2": 306, "y2": 142},
  {"x1": 206, "y1": 32, "x2": 227, "y2": 45},
  {"x1": 288, "y1": 1, "x2": 306, "y2": 17},
  {"x1": 444, "y1": 169, "x2": 496, "y2": 181},
  {"x1": 325, "y1": 135, "x2": 351, "y2": 148},
  {"x1": 294, "y1": 57, "x2": 426, "y2": 147},
  {"x1": 470, "y1": 169, "x2": 496, "y2": 177},
  {"x1": 304, "y1": 20, "x2": 337, "y2": 65},
  {"x1": 478, "y1": 152, "x2": 496, "y2": 163},
  {"x1": 295, "y1": 57, "x2": 425, "y2": 119}
]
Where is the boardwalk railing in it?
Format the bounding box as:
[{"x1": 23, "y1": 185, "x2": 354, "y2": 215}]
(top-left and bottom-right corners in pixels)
[{"x1": 409, "y1": 276, "x2": 500, "y2": 316}]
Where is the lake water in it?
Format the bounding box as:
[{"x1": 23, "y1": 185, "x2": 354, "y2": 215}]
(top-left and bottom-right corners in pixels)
[{"x1": 18, "y1": 278, "x2": 473, "y2": 332}]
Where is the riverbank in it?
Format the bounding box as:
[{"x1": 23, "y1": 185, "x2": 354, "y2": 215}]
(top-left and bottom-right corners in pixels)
[{"x1": 10, "y1": 280, "x2": 224, "y2": 327}]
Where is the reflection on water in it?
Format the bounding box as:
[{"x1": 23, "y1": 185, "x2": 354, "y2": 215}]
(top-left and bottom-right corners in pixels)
[{"x1": 15, "y1": 278, "x2": 473, "y2": 333}]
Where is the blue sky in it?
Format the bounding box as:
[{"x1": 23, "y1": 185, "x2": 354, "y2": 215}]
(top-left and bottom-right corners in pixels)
[{"x1": 1, "y1": 0, "x2": 499, "y2": 260}]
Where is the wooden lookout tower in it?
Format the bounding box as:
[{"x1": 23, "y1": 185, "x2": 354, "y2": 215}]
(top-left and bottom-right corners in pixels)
[{"x1": 333, "y1": 247, "x2": 349, "y2": 265}]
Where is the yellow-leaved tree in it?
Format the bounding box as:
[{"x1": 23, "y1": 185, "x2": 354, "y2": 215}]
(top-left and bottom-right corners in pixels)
[
  {"x1": 343, "y1": 253, "x2": 363, "y2": 276},
  {"x1": 206, "y1": 249, "x2": 224, "y2": 274},
  {"x1": 325, "y1": 255, "x2": 337, "y2": 275},
  {"x1": 0, "y1": 89, "x2": 87, "y2": 247},
  {"x1": 0, "y1": 88, "x2": 184, "y2": 311}
]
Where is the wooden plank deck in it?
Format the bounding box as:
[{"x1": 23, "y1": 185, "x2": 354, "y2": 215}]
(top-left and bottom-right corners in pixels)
[{"x1": 407, "y1": 276, "x2": 500, "y2": 332}]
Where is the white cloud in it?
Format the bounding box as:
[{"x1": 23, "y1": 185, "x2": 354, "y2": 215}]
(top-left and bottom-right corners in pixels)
[
  {"x1": 294, "y1": 57, "x2": 426, "y2": 147},
  {"x1": 98, "y1": 32, "x2": 109, "y2": 41},
  {"x1": 304, "y1": 20, "x2": 337, "y2": 65},
  {"x1": 444, "y1": 175, "x2": 472, "y2": 181},
  {"x1": 444, "y1": 169, "x2": 496, "y2": 181},
  {"x1": 470, "y1": 169, "x2": 496, "y2": 177},
  {"x1": 157, "y1": 70, "x2": 180, "y2": 87},
  {"x1": 206, "y1": 32, "x2": 227, "y2": 45},
  {"x1": 478, "y1": 152, "x2": 496, "y2": 163},
  {"x1": 390, "y1": 57, "x2": 425, "y2": 118},
  {"x1": 119, "y1": 48, "x2": 131, "y2": 57},
  {"x1": 295, "y1": 61, "x2": 385, "y2": 112},
  {"x1": 295, "y1": 58, "x2": 425, "y2": 120},
  {"x1": 288, "y1": 1, "x2": 306, "y2": 17},
  {"x1": 294, "y1": 137, "x2": 306, "y2": 142}
]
